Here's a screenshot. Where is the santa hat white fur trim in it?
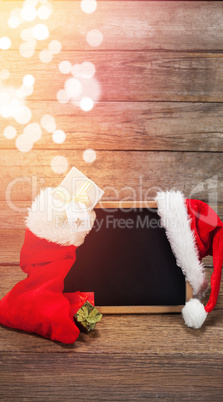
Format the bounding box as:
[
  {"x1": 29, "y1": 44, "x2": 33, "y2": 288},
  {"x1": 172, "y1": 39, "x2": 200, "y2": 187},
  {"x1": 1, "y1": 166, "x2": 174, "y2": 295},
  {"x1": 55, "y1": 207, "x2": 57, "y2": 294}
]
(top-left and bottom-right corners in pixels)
[
  {"x1": 155, "y1": 191, "x2": 206, "y2": 297},
  {"x1": 182, "y1": 299, "x2": 208, "y2": 329},
  {"x1": 26, "y1": 187, "x2": 96, "y2": 247}
]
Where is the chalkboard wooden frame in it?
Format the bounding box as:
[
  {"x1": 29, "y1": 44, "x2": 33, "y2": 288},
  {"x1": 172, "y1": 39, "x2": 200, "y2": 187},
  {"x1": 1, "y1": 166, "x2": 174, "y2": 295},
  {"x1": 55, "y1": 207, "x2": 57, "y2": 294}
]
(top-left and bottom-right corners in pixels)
[{"x1": 93, "y1": 201, "x2": 193, "y2": 314}]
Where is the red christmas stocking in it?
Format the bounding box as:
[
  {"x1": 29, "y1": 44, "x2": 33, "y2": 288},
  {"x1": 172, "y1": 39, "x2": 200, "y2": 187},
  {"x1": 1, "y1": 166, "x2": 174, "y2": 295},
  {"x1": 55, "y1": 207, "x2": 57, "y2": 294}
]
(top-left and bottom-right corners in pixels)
[{"x1": 0, "y1": 187, "x2": 95, "y2": 344}]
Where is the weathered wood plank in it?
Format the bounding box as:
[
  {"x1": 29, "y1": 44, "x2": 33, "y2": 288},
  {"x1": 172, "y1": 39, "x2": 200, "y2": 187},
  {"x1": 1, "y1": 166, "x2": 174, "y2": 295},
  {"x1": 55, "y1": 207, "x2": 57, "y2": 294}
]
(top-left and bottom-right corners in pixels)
[
  {"x1": 0, "y1": 230, "x2": 24, "y2": 264},
  {"x1": 0, "y1": 353, "x2": 223, "y2": 400},
  {"x1": 2, "y1": 52, "x2": 223, "y2": 101},
  {"x1": 2, "y1": 102, "x2": 223, "y2": 151},
  {"x1": 1, "y1": 1, "x2": 223, "y2": 51},
  {"x1": 0, "y1": 150, "x2": 222, "y2": 202}
]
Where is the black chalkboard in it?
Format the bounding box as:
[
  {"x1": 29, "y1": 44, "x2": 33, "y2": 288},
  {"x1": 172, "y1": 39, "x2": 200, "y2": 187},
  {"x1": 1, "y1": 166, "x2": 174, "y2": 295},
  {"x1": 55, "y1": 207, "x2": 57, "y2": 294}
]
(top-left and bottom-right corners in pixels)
[{"x1": 64, "y1": 208, "x2": 186, "y2": 309}]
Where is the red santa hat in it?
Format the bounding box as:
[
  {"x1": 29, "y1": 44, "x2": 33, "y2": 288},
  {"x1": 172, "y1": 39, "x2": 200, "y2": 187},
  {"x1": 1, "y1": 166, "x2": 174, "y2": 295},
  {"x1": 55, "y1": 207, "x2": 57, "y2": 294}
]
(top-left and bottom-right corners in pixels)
[{"x1": 155, "y1": 191, "x2": 223, "y2": 329}]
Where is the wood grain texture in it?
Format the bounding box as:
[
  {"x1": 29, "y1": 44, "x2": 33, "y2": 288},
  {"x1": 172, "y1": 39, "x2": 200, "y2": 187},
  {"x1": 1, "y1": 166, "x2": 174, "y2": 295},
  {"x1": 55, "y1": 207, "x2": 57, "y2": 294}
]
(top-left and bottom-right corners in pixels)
[
  {"x1": 0, "y1": 353, "x2": 223, "y2": 400},
  {"x1": 1, "y1": 1, "x2": 223, "y2": 51},
  {"x1": 2, "y1": 51, "x2": 223, "y2": 102},
  {"x1": 2, "y1": 102, "x2": 223, "y2": 151},
  {"x1": 0, "y1": 150, "x2": 222, "y2": 202}
]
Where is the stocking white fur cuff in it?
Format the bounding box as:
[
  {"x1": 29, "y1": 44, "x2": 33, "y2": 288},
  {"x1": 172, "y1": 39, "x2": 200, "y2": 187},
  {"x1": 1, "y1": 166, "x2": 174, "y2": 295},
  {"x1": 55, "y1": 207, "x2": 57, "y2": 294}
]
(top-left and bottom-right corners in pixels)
[{"x1": 25, "y1": 187, "x2": 96, "y2": 247}]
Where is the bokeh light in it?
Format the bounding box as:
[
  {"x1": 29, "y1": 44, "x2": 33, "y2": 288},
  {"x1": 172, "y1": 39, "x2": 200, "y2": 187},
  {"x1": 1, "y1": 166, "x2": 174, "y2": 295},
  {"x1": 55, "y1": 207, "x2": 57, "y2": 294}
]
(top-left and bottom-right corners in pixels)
[
  {"x1": 83, "y1": 148, "x2": 96, "y2": 163},
  {"x1": 0, "y1": 104, "x2": 11, "y2": 118},
  {"x1": 32, "y1": 23, "x2": 49, "y2": 40},
  {"x1": 8, "y1": 8, "x2": 23, "y2": 27},
  {"x1": 86, "y1": 29, "x2": 103, "y2": 47},
  {"x1": 24, "y1": 122, "x2": 42, "y2": 141},
  {"x1": 41, "y1": 114, "x2": 56, "y2": 132},
  {"x1": 59, "y1": 60, "x2": 72, "y2": 74},
  {"x1": 14, "y1": 105, "x2": 32, "y2": 124},
  {"x1": 21, "y1": 5, "x2": 37, "y2": 22},
  {"x1": 19, "y1": 40, "x2": 36, "y2": 58},
  {"x1": 49, "y1": 40, "x2": 62, "y2": 54},
  {"x1": 65, "y1": 78, "x2": 82, "y2": 98},
  {"x1": 80, "y1": 97, "x2": 94, "y2": 111},
  {"x1": 52, "y1": 129, "x2": 66, "y2": 144},
  {"x1": 51, "y1": 155, "x2": 69, "y2": 174},
  {"x1": 4, "y1": 126, "x2": 17, "y2": 140},
  {"x1": 77, "y1": 77, "x2": 101, "y2": 102},
  {"x1": 37, "y1": 4, "x2": 53, "y2": 20},
  {"x1": 71, "y1": 61, "x2": 95, "y2": 79},
  {"x1": 39, "y1": 49, "x2": 53, "y2": 63},
  {"x1": 17, "y1": 84, "x2": 33, "y2": 98},
  {"x1": 20, "y1": 28, "x2": 33, "y2": 41},
  {"x1": 23, "y1": 74, "x2": 35, "y2": 87},
  {"x1": 16, "y1": 134, "x2": 33, "y2": 153},
  {"x1": 81, "y1": 0, "x2": 97, "y2": 14},
  {"x1": 8, "y1": 17, "x2": 20, "y2": 29},
  {"x1": 0, "y1": 37, "x2": 11, "y2": 50},
  {"x1": 56, "y1": 89, "x2": 69, "y2": 104}
]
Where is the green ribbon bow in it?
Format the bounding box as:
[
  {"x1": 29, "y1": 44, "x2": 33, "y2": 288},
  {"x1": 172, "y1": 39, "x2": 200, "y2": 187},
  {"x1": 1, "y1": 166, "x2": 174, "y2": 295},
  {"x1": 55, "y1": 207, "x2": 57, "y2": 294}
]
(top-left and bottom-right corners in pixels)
[{"x1": 74, "y1": 301, "x2": 103, "y2": 331}]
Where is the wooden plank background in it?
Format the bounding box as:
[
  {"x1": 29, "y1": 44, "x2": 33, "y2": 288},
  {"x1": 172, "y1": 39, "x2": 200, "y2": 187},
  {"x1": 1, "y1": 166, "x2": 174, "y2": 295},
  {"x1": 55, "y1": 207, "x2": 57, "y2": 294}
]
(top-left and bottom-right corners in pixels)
[{"x1": 0, "y1": 1, "x2": 223, "y2": 400}]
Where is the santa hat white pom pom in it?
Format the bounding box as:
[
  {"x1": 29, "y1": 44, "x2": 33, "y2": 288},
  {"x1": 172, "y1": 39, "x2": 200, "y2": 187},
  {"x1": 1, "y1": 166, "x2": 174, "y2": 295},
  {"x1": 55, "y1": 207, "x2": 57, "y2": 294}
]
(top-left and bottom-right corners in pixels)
[{"x1": 182, "y1": 299, "x2": 208, "y2": 329}]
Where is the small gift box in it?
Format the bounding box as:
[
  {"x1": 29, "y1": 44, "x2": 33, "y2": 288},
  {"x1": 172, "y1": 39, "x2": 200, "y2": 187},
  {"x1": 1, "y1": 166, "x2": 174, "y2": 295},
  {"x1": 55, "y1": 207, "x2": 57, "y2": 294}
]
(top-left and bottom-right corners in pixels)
[
  {"x1": 54, "y1": 166, "x2": 104, "y2": 211},
  {"x1": 74, "y1": 301, "x2": 103, "y2": 332}
]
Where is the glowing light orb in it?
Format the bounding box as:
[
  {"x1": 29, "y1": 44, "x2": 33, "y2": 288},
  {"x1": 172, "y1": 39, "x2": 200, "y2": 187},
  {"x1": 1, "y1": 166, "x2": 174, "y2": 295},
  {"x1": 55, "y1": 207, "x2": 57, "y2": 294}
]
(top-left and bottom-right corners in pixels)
[
  {"x1": 14, "y1": 105, "x2": 32, "y2": 124},
  {"x1": 8, "y1": 17, "x2": 20, "y2": 29},
  {"x1": 32, "y1": 24, "x2": 49, "y2": 40},
  {"x1": 23, "y1": 74, "x2": 35, "y2": 87},
  {"x1": 86, "y1": 29, "x2": 103, "y2": 47},
  {"x1": 48, "y1": 40, "x2": 62, "y2": 54},
  {"x1": 51, "y1": 155, "x2": 68, "y2": 174},
  {"x1": 41, "y1": 114, "x2": 56, "y2": 132},
  {"x1": 79, "y1": 77, "x2": 101, "y2": 101},
  {"x1": 72, "y1": 61, "x2": 95, "y2": 79},
  {"x1": 16, "y1": 85, "x2": 33, "y2": 98},
  {"x1": 19, "y1": 40, "x2": 36, "y2": 58},
  {"x1": 80, "y1": 97, "x2": 94, "y2": 111},
  {"x1": 0, "y1": 37, "x2": 11, "y2": 50},
  {"x1": 20, "y1": 28, "x2": 33, "y2": 41},
  {"x1": 83, "y1": 148, "x2": 96, "y2": 163},
  {"x1": 65, "y1": 78, "x2": 82, "y2": 98},
  {"x1": 52, "y1": 129, "x2": 66, "y2": 144},
  {"x1": 9, "y1": 8, "x2": 23, "y2": 25},
  {"x1": 39, "y1": 49, "x2": 53, "y2": 63},
  {"x1": 71, "y1": 64, "x2": 81, "y2": 77},
  {"x1": 16, "y1": 134, "x2": 33, "y2": 153},
  {"x1": 59, "y1": 60, "x2": 72, "y2": 74},
  {"x1": 0, "y1": 70, "x2": 10, "y2": 80},
  {"x1": 10, "y1": 97, "x2": 22, "y2": 110},
  {"x1": 81, "y1": 0, "x2": 97, "y2": 14},
  {"x1": 0, "y1": 104, "x2": 11, "y2": 118},
  {"x1": 0, "y1": 90, "x2": 10, "y2": 103},
  {"x1": 4, "y1": 126, "x2": 17, "y2": 139},
  {"x1": 21, "y1": 5, "x2": 37, "y2": 22},
  {"x1": 24, "y1": 122, "x2": 42, "y2": 142},
  {"x1": 37, "y1": 4, "x2": 52, "y2": 20},
  {"x1": 56, "y1": 89, "x2": 69, "y2": 104}
]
